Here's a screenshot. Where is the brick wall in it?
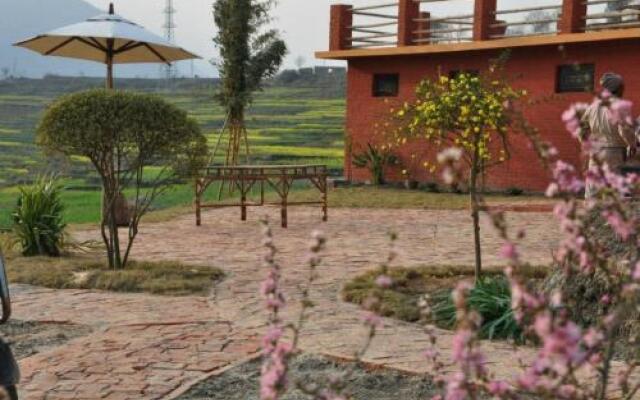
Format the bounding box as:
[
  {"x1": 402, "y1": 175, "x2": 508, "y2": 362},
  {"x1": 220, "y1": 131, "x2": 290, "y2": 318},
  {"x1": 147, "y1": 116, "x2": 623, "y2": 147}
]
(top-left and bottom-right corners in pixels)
[{"x1": 345, "y1": 39, "x2": 640, "y2": 192}]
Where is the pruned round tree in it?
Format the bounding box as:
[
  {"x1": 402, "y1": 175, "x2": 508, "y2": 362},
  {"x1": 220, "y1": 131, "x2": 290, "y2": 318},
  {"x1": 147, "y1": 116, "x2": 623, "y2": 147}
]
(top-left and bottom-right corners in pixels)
[{"x1": 38, "y1": 89, "x2": 208, "y2": 269}]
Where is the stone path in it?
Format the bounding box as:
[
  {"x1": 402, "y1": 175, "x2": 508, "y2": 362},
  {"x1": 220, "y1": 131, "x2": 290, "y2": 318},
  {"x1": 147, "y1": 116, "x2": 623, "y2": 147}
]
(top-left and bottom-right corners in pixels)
[{"x1": 12, "y1": 206, "x2": 562, "y2": 399}]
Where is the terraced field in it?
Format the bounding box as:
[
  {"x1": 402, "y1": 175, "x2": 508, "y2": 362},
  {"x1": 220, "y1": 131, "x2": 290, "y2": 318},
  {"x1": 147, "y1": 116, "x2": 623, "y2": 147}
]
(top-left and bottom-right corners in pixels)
[{"x1": 0, "y1": 77, "x2": 345, "y2": 227}]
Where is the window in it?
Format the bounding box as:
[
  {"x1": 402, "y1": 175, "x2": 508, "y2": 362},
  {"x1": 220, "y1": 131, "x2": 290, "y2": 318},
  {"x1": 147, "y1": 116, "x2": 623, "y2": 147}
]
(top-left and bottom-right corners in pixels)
[
  {"x1": 373, "y1": 74, "x2": 399, "y2": 97},
  {"x1": 556, "y1": 64, "x2": 595, "y2": 93}
]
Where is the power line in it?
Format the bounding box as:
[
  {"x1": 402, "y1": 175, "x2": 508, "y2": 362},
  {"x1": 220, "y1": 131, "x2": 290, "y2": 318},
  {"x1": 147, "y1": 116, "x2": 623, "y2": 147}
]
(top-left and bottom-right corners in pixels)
[{"x1": 162, "y1": 0, "x2": 177, "y2": 80}]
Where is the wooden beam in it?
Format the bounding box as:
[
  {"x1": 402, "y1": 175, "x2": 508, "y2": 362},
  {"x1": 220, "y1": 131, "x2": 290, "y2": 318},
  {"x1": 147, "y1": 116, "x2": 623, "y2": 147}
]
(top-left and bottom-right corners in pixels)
[
  {"x1": 330, "y1": 4, "x2": 353, "y2": 51},
  {"x1": 397, "y1": 0, "x2": 420, "y2": 46},
  {"x1": 473, "y1": 0, "x2": 497, "y2": 40},
  {"x1": 559, "y1": 0, "x2": 587, "y2": 34}
]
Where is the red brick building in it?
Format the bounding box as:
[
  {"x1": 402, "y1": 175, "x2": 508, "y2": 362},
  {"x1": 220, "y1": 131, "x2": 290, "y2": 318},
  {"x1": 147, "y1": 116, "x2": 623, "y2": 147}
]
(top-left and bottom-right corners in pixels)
[{"x1": 316, "y1": 0, "x2": 640, "y2": 192}]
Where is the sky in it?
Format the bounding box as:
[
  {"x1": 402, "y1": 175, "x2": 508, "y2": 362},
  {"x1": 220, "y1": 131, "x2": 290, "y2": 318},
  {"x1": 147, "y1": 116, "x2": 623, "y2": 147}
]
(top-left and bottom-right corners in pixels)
[
  {"x1": 81, "y1": 0, "x2": 574, "y2": 78},
  {"x1": 83, "y1": 0, "x2": 347, "y2": 77}
]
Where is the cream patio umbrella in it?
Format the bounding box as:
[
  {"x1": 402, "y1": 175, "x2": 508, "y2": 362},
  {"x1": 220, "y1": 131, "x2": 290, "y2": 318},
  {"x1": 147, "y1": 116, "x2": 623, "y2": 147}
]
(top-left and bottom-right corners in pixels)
[
  {"x1": 13, "y1": 2, "x2": 200, "y2": 87},
  {"x1": 14, "y1": 3, "x2": 201, "y2": 226}
]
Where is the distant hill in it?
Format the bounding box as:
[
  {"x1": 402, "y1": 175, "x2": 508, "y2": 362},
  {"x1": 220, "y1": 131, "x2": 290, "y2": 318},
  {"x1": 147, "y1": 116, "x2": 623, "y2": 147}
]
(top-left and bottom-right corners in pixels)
[{"x1": 0, "y1": 0, "x2": 163, "y2": 78}]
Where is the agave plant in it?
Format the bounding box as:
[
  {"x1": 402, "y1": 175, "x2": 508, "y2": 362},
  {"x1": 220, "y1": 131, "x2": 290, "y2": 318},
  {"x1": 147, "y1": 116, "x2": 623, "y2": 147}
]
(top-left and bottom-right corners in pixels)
[
  {"x1": 12, "y1": 176, "x2": 66, "y2": 257},
  {"x1": 352, "y1": 143, "x2": 398, "y2": 185}
]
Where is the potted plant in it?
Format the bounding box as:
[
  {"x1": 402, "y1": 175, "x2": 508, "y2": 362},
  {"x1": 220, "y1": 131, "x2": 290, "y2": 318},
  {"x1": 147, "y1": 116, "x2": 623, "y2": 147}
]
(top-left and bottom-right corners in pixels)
[{"x1": 400, "y1": 154, "x2": 420, "y2": 190}]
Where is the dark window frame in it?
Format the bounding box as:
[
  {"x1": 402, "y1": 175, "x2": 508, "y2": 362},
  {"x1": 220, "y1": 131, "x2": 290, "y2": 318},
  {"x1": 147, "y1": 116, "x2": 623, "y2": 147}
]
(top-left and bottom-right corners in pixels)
[
  {"x1": 556, "y1": 64, "x2": 596, "y2": 93},
  {"x1": 372, "y1": 73, "x2": 400, "y2": 97}
]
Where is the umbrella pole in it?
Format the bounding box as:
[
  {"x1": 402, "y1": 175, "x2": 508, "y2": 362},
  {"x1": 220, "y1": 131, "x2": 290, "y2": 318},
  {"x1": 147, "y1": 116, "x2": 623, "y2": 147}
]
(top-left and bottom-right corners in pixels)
[
  {"x1": 106, "y1": 61, "x2": 113, "y2": 89},
  {"x1": 106, "y1": 39, "x2": 114, "y2": 89},
  {"x1": 106, "y1": 2, "x2": 115, "y2": 90}
]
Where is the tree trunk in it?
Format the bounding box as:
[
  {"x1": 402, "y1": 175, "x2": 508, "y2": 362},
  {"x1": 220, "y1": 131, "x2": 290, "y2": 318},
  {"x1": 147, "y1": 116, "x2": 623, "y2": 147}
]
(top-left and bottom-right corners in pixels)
[
  {"x1": 101, "y1": 178, "x2": 123, "y2": 270},
  {"x1": 218, "y1": 108, "x2": 250, "y2": 199},
  {"x1": 110, "y1": 199, "x2": 122, "y2": 269},
  {"x1": 470, "y1": 138, "x2": 483, "y2": 283}
]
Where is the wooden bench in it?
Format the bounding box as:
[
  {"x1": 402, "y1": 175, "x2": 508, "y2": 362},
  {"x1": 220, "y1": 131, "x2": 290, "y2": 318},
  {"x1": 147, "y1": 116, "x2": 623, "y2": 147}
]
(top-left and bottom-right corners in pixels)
[{"x1": 194, "y1": 165, "x2": 328, "y2": 228}]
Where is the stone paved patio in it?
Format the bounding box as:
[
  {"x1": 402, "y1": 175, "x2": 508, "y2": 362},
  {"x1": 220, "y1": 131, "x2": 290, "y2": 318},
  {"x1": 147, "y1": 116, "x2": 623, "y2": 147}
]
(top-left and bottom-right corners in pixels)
[{"x1": 12, "y1": 206, "x2": 563, "y2": 399}]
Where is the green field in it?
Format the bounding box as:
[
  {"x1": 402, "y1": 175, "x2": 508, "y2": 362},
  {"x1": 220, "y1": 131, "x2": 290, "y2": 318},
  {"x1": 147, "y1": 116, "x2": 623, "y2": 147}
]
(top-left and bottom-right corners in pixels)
[{"x1": 0, "y1": 76, "x2": 346, "y2": 228}]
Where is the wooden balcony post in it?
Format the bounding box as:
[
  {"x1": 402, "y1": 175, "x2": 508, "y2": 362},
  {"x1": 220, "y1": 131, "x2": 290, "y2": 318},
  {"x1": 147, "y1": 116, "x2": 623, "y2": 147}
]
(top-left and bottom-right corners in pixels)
[
  {"x1": 473, "y1": 0, "x2": 497, "y2": 40},
  {"x1": 415, "y1": 12, "x2": 431, "y2": 44},
  {"x1": 559, "y1": 0, "x2": 587, "y2": 34},
  {"x1": 330, "y1": 4, "x2": 352, "y2": 51},
  {"x1": 398, "y1": 0, "x2": 421, "y2": 46}
]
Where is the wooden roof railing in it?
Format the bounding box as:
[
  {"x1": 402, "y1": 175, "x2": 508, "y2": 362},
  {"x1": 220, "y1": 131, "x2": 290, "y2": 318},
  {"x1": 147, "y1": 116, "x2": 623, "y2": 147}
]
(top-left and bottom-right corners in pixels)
[{"x1": 323, "y1": 0, "x2": 640, "y2": 58}]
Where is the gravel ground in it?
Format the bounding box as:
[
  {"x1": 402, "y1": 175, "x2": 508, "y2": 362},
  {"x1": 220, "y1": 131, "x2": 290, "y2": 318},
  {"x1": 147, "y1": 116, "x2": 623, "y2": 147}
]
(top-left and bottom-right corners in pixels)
[
  {"x1": 0, "y1": 320, "x2": 92, "y2": 359},
  {"x1": 178, "y1": 355, "x2": 436, "y2": 400}
]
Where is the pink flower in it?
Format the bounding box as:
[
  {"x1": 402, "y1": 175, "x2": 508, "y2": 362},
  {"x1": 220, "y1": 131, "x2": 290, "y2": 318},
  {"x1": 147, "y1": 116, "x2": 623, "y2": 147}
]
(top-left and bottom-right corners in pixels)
[
  {"x1": 424, "y1": 348, "x2": 440, "y2": 360},
  {"x1": 562, "y1": 103, "x2": 589, "y2": 137},
  {"x1": 602, "y1": 210, "x2": 634, "y2": 240},
  {"x1": 375, "y1": 275, "x2": 393, "y2": 289},
  {"x1": 545, "y1": 183, "x2": 559, "y2": 198},
  {"x1": 610, "y1": 98, "x2": 634, "y2": 125},
  {"x1": 561, "y1": 107, "x2": 576, "y2": 123},
  {"x1": 557, "y1": 384, "x2": 578, "y2": 399},
  {"x1": 437, "y1": 147, "x2": 463, "y2": 163},
  {"x1": 499, "y1": 242, "x2": 519, "y2": 262},
  {"x1": 487, "y1": 380, "x2": 510, "y2": 396},
  {"x1": 451, "y1": 330, "x2": 473, "y2": 363},
  {"x1": 633, "y1": 262, "x2": 640, "y2": 281},
  {"x1": 262, "y1": 326, "x2": 284, "y2": 353},
  {"x1": 583, "y1": 328, "x2": 604, "y2": 349},
  {"x1": 362, "y1": 311, "x2": 382, "y2": 328},
  {"x1": 552, "y1": 160, "x2": 585, "y2": 194}
]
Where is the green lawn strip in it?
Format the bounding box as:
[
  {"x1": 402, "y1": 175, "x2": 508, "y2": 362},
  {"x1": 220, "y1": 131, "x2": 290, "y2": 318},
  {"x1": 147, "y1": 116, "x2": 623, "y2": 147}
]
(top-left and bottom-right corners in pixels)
[
  {"x1": 287, "y1": 186, "x2": 551, "y2": 210},
  {"x1": 1, "y1": 184, "x2": 550, "y2": 229},
  {"x1": 5, "y1": 253, "x2": 224, "y2": 296}
]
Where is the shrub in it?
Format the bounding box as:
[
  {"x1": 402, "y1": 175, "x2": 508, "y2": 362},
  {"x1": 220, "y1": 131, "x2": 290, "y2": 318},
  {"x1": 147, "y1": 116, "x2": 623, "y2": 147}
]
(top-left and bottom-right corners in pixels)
[
  {"x1": 12, "y1": 177, "x2": 66, "y2": 257},
  {"x1": 352, "y1": 143, "x2": 398, "y2": 185},
  {"x1": 431, "y1": 276, "x2": 523, "y2": 341},
  {"x1": 505, "y1": 186, "x2": 524, "y2": 196},
  {"x1": 423, "y1": 182, "x2": 441, "y2": 193}
]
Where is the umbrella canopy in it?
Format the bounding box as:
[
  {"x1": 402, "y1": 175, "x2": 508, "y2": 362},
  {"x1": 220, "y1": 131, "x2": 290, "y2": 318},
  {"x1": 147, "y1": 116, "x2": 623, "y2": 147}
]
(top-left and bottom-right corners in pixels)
[{"x1": 13, "y1": 3, "x2": 199, "y2": 87}]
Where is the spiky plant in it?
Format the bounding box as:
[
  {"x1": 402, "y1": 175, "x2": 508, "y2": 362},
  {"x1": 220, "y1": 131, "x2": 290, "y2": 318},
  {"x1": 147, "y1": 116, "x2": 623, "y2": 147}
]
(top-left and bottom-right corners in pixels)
[
  {"x1": 432, "y1": 276, "x2": 523, "y2": 341},
  {"x1": 352, "y1": 143, "x2": 398, "y2": 185},
  {"x1": 12, "y1": 176, "x2": 66, "y2": 257}
]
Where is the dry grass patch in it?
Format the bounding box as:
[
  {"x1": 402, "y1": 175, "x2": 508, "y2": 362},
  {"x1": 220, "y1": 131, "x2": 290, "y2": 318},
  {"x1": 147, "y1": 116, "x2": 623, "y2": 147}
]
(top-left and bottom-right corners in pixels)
[
  {"x1": 5, "y1": 253, "x2": 224, "y2": 296},
  {"x1": 343, "y1": 265, "x2": 548, "y2": 325}
]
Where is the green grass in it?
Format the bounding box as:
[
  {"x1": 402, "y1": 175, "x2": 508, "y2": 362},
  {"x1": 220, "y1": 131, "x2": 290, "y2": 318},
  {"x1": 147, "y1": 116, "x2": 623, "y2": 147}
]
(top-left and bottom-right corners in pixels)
[
  {"x1": 5, "y1": 253, "x2": 224, "y2": 296},
  {"x1": 286, "y1": 186, "x2": 550, "y2": 209},
  {"x1": 431, "y1": 276, "x2": 524, "y2": 341},
  {"x1": 0, "y1": 81, "x2": 345, "y2": 189},
  {"x1": 0, "y1": 78, "x2": 551, "y2": 230},
  {"x1": 0, "y1": 184, "x2": 550, "y2": 229}
]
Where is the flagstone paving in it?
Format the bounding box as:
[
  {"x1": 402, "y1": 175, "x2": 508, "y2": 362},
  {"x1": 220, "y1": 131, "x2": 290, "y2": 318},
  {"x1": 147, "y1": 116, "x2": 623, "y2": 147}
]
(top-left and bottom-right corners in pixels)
[{"x1": 12, "y1": 206, "x2": 562, "y2": 399}]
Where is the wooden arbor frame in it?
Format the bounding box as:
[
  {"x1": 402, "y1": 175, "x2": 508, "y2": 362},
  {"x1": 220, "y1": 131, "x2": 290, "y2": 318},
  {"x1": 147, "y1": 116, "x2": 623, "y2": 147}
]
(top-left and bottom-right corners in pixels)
[{"x1": 194, "y1": 165, "x2": 329, "y2": 228}]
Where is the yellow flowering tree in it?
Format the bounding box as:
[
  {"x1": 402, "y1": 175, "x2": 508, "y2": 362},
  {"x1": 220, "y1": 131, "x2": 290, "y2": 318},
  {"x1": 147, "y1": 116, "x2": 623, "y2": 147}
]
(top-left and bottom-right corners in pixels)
[{"x1": 395, "y1": 69, "x2": 528, "y2": 281}]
